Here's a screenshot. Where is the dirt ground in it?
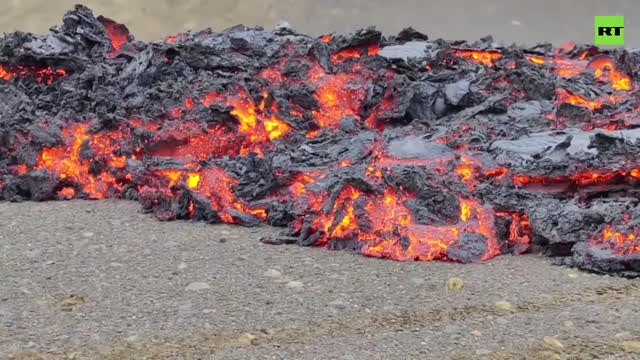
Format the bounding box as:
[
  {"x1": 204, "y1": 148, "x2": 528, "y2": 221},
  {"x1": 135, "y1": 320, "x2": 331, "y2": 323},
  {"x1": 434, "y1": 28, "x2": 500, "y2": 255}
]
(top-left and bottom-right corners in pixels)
[
  {"x1": 1, "y1": 0, "x2": 640, "y2": 46},
  {"x1": 2, "y1": 1, "x2": 640, "y2": 359}
]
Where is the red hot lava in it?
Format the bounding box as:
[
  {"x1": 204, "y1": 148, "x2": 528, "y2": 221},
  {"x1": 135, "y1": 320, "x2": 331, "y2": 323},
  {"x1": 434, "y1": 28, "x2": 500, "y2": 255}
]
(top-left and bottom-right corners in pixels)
[{"x1": 2, "y1": 6, "x2": 640, "y2": 275}]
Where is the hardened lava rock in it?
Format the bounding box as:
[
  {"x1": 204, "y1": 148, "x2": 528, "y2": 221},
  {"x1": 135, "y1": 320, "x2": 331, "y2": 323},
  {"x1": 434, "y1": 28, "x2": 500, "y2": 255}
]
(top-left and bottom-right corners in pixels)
[{"x1": 2, "y1": 5, "x2": 640, "y2": 277}]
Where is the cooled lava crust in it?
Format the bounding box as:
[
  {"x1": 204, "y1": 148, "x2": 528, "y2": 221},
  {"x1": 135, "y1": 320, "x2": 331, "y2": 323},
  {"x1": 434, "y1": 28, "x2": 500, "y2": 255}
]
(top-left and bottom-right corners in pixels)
[{"x1": 2, "y1": 5, "x2": 640, "y2": 277}]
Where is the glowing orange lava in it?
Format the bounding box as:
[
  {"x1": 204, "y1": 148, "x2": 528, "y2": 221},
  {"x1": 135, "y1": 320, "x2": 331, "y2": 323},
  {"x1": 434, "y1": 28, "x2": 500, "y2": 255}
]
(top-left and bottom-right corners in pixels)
[
  {"x1": 453, "y1": 49, "x2": 501, "y2": 66},
  {"x1": 35, "y1": 123, "x2": 127, "y2": 199},
  {"x1": 588, "y1": 57, "x2": 632, "y2": 91},
  {"x1": 597, "y1": 225, "x2": 640, "y2": 255}
]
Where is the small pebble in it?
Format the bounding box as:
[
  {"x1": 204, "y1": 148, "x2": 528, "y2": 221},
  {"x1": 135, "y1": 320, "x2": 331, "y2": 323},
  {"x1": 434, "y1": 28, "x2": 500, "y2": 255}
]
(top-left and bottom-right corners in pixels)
[
  {"x1": 543, "y1": 336, "x2": 564, "y2": 350},
  {"x1": 286, "y1": 280, "x2": 304, "y2": 289},
  {"x1": 61, "y1": 294, "x2": 85, "y2": 307},
  {"x1": 446, "y1": 277, "x2": 464, "y2": 290},
  {"x1": 237, "y1": 333, "x2": 257, "y2": 345},
  {"x1": 185, "y1": 282, "x2": 210, "y2": 291},
  {"x1": 125, "y1": 335, "x2": 139, "y2": 342},
  {"x1": 219, "y1": 238, "x2": 227, "y2": 243},
  {"x1": 563, "y1": 320, "x2": 574, "y2": 327},
  {"x1": 263, "y1": 269, "x2": 282, "y2": 278},
  {"x1": 495, "y1": 301, "x2": 513, "y2": 312},
  {"x1": 470, "y1": 330, "x2": 482, "y2": 337},
  {"x1": 81, "y1": 231, "x2": 94, "y2": 238}
]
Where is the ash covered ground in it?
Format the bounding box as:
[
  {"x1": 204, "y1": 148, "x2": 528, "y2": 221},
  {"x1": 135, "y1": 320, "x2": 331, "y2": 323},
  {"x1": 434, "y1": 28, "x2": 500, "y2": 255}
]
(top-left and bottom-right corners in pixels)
[{"x1": 2, "y1": 5, "x2": 640, "y2": 276}]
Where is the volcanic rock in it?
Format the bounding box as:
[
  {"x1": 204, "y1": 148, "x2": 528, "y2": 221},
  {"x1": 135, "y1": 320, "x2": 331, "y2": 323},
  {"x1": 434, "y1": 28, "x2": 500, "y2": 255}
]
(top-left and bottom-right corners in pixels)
[{"x1": 1, "y1": 5, "x2": 640, "y2": 277}]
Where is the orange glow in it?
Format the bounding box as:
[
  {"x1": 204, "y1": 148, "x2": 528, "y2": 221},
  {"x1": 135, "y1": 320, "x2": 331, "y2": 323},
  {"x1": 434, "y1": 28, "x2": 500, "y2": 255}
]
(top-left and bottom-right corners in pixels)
[
  {"x1": 362, "y1": 196, "x2": 500, "y2": 262},
  {"x1": 330, "y1": 45, "x2": 379, "y2": 63},
  {"x1": 320, "y1": 34, "x2": 332, "y2": 43},
  {"x1": 560, "y1": 42, "x2": 575, "y2": 51},
  {"x1": 35, "y1": 123, "x2": 127, "y2": 199},
  {"x1": 258, "y1": 67, "x2": 285, "y2": 83},
  {"x1": 186, "y1": 173, "x2": 200, "y2": 189},
  {"x1": 309, "y1": 64, "x2": 370, "y2": 128},
  {"x1": 13, "y1": 164, "x2": 28, "y2": 175},
  {"x1": 527, "y1": 55, "x2": 545, "y2": 64},
  {"x1": 512, "y1": 168, "x2": 640, "y2": 188},
  {"x1": 198, "y1": 86, "x2": 291, "y2": 156},
  {"x1": 0, "y1": 64, "x2": 11, "y2": 80},
  {"x1": 57, "y1": 187, "x2": 76, "y2": 199},
  {"x1": 484, "y1": 167, "x2": 508, "y2": 179},
  {"x1": 597, "y1": 225, "x2": 640, "y2": 255},
  {"x1": 0, "y1": 63, "x2": 67, "y2": 84},
  {"x1": 195, "y1": 166, "x2": 267, "y2": 222},
  {"x1": 100, "y1": 19, "x2": 128, "y2": 56},
  {"x1": 555, "y1": 88, "x2": 603, "y2": 110},
  {"x1": 453, "y1": 49, "x2": 501, "y2": 66},
  {"x1": 553, "y1": 57, "x2": 587, "y2": 77},
  {"x1": 588, "y1": 57, "x2": 632, "y2": 91}
]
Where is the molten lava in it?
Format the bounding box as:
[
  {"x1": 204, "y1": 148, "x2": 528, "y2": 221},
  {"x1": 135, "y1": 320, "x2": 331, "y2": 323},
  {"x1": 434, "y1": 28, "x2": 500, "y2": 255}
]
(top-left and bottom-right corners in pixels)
[
  {"x1": 453, "y1": 49, "x2": 502, "y2": 66},
  {"x1": 3, "y1": 5, "x2": 640, "y2": 276}
]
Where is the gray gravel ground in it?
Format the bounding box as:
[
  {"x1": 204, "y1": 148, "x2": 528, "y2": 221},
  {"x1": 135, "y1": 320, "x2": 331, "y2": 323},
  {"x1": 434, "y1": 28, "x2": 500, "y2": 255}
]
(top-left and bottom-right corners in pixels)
[{"x1": 1, "y1": 200, "x2": 639, "y2": 359}]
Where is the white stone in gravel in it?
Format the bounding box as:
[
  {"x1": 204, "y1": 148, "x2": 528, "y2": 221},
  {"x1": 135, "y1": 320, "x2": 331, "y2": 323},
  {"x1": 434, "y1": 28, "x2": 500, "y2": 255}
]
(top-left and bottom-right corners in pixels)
[
  {"x1": 81, "y1": 231, "x2": 94, "y2": 238},
  {"x1": 495, "y1": 301, "x2": 513, "y2": 311},
  {"x1": 543, "y1": 336, "x2": 564, "y2": 349},
  {"x1": 185, "y1": 282, "x2": 210, "y2": 291},
  {"x1": 286, "y1": 280, "x2": 304, "y2": 289},
  {"x1": 447, "y1": 277, "x2": 464, "y2": 290},
  {"x1": 178, "y1": 262, "x2": 188, "y2": 270},
  {"x1": 237, "y1": 333, "x2": 257, "y2": 345},
  {"x1": 263, "y1": 269, "x2": 282, "y2": 278}
]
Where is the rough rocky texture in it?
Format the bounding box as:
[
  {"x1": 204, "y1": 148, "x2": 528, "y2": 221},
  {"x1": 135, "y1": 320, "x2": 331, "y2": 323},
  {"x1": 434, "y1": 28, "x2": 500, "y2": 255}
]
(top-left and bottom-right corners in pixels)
[
  {"x1": 0, "y1": 200, "x2": 639, "y2": 359},
  {"x1": 1, "y1": 5, "x2": 640, "y2": 275}
]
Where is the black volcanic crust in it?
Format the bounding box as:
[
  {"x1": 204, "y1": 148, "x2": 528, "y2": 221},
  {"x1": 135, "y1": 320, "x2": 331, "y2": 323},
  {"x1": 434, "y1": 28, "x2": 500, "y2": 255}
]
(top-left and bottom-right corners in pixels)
[{"x1": 1, "y1": 5, "x2": 640, "y2": 276}]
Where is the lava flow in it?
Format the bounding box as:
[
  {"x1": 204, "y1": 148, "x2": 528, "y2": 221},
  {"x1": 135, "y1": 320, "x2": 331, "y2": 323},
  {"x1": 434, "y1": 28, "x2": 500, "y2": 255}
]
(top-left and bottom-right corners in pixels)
[{"x1": 2, "y1": 5, "x2": 640, "y2": 277}]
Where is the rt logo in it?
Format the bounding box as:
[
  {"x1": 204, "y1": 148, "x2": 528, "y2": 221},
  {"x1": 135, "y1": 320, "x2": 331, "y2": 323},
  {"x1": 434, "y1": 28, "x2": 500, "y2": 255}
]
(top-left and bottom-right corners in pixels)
[{"x1": 594, "y1": 15, "x2": 624, "y2": 45}]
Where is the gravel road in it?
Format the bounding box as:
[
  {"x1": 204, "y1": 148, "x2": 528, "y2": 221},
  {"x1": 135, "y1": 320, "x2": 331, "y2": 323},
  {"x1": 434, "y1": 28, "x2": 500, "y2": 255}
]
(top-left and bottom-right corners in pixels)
[{"x1": 1, "y1": 200, "x2": 639, "y2": 359}]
